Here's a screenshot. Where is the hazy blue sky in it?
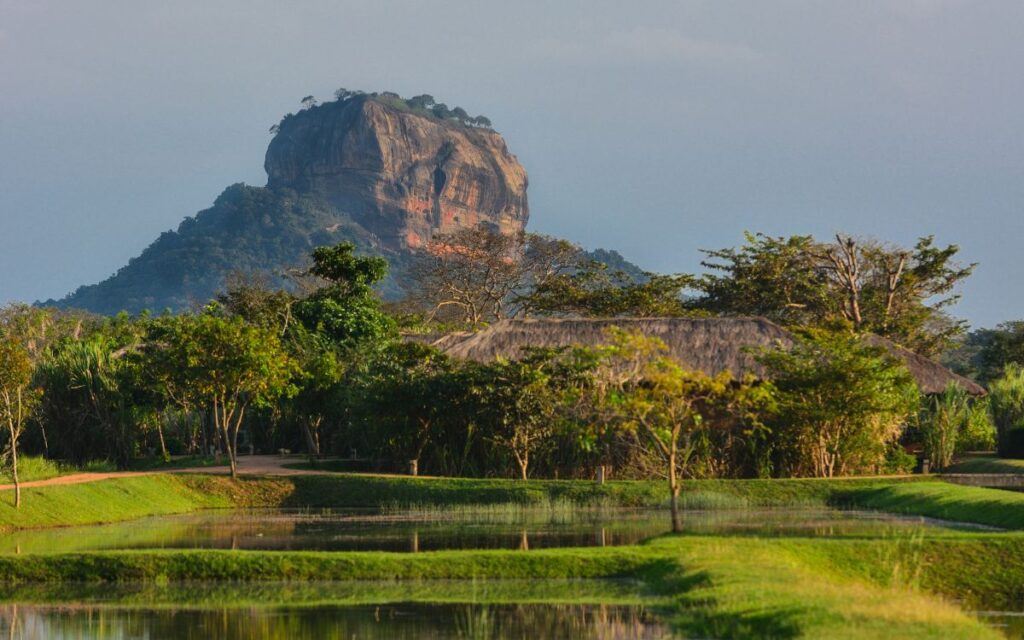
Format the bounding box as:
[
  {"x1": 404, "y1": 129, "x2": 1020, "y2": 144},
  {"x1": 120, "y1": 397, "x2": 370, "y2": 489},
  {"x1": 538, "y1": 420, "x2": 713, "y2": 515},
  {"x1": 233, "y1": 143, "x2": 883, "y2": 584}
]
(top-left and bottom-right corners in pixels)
[{"x1": 1, "y1": 1, "x2": 1021, "y2": 327}]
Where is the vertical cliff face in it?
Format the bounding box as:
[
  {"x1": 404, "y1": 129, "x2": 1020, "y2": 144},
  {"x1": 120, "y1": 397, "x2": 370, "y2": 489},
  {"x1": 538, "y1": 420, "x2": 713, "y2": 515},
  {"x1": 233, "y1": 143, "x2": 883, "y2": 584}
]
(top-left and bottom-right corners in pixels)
[{"x1": 264, "y1": 97, "x2": 529, "y2": 250}]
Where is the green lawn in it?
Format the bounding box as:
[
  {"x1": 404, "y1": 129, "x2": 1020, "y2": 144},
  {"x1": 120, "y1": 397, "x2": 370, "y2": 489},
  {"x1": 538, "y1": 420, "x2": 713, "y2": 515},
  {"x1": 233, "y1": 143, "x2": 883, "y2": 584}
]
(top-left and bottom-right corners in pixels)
[
  {"x1": 839, "y1": 480, "x2": 1024, "y2": 528},
  {"x1": 0, "y1": 475, "x2": 247, "y2": 532},
  {"x1": 947, "y1": 454, "x2": 1024, "y2": 474},
  {"x1": 0, "y1": 536, "x2": 1005, "y2": 639}
]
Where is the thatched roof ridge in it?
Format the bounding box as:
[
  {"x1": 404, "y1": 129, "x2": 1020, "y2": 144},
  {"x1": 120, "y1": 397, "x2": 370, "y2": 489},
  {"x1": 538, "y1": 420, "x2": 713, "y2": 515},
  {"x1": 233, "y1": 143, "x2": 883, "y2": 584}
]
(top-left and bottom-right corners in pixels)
[
  {"x1": 432, "y1": 317, "x2": 984, "y2": 396},
  {"x1": 862, "y1": 334, "x2": 985, "y2": 396},
  {"x1": 438, "y1": 317, "x2": 792, "y2": 380}
]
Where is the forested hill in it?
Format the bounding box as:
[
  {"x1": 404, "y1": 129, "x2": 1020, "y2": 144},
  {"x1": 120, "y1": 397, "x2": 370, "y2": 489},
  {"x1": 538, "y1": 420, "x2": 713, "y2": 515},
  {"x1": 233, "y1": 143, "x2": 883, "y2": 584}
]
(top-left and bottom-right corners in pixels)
[{"x1": 48, "y1": 184, "x2": 396, "y2": 314}]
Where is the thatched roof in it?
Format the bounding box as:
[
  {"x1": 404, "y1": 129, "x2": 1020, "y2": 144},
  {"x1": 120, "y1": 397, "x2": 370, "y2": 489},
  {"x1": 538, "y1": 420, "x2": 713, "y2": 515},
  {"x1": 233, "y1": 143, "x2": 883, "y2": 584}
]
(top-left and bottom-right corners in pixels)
[
  {"x1": 861, "y1": 334, "x2": 985, "y2": 396},
  {"x1": 431, "y1": 317, "x2": 984, "y2": 396}
]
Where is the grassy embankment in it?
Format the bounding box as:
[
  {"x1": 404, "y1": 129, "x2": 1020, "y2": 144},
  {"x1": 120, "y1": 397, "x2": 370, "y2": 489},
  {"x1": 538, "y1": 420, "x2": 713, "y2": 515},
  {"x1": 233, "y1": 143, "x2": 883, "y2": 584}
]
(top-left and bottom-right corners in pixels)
[
  {"x1": 0, "y1": 537, "x2": 1010, "y2": 639},
  {"x1": 2, "y1": 473, "x2": 1024, "y2": 637},
  {"x1": 947, "y1": 454, "x2": 1024, "y2": 474},
  {"x1": 5, "y1": 472, "x2": 1024, "y2": 531}
]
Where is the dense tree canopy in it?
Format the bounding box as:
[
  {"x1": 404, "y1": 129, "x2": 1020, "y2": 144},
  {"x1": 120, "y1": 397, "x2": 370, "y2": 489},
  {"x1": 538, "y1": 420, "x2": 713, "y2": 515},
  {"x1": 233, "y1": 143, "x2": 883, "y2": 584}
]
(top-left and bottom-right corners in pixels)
[
  {"x1": 407, "y1": 229, "x2": 583, "y2": 325},
  {"x1": 694, "y1": 232, "x2": 974, "y2": 356},
  {"x1": 295, "y1": 242, "x2": 395, "y2": 347},
  {"x1": 0, "y1": 227, "x2": 996, "y2": 512},
  {"x1": 756, "y1": 330, "x2": 920, "y2": 477},
  {"x1": 143, "y1": 312, "x2": 298, "y2": 478}
]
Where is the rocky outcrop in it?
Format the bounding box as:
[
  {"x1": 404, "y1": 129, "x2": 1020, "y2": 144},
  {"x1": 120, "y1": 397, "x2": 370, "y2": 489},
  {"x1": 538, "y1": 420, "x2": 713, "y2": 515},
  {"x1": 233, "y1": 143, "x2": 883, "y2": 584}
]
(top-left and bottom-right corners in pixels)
[
  {"x1": 265, "y1": 96, "x2": 529, "y2": 250},
  {"x1": 53, "y1": 93, "x2": 531, "y2": 314}
]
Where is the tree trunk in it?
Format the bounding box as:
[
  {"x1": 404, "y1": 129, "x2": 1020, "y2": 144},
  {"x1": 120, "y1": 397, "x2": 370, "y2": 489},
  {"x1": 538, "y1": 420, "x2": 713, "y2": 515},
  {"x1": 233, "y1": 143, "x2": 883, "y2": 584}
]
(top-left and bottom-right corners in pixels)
[
  {"x1": 215, "y1": 398, "x2": 238, "y2": 480},
  {"x1": 11, "y1": 434, "x2": 19, "y2": 510},
  {"x1": 302, "y1": 416, "x2": 322, "y2": 457},
  {"x1": 228, "y1": 405, "x2": 246, "y2": 480},
  {"x1": 226, "y1": 424, "x2": 238, "y2": 480},
  {"x1": 226, "y1": 430, "x2": 238, "y2": 480},
  {"x1": 156, "y1": 420, "x2": 169, "y2": 462},
  {"x1": 514, "y1": 443, "x2": 528, "y2": 481},
  {"x1": 668, "y1": 452, "x2": 681, "y2": 533}
]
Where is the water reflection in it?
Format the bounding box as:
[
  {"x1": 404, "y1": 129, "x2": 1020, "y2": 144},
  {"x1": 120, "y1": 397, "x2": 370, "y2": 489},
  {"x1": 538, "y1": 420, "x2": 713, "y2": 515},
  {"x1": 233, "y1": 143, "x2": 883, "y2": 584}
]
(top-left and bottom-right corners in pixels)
[
  {"x1": 0, "y1": 603, "x2": 673, "y2": 640},
  {"x1": 976, "y1": 611, "x2": 1024, "y2": 639},
  {"x1": 0, "y1": 507, "x2": 973, "y2": 556}
]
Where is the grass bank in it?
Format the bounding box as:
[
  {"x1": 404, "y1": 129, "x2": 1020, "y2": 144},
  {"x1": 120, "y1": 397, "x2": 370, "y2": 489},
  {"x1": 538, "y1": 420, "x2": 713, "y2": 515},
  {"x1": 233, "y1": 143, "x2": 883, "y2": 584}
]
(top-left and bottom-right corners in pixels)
[
  {"x1": 0, "y1": 536, "x2": 1003, "y2": 639},
  {"x1": 277, "y1": 473, "x2": 934, "y2": 510},
  {"x1": 0, "y1": 475, "x2": 291, "y2": 532},
  {"x1": 656, "y1": 536, "x2": 1003, "y2": 639},
  {"x1": 947, "y1": 454, "x2": 1024, "y2": 474},
  {"x1": 839, "y1": 480, "x2": 1024, "y2": 529},
  {"x1": 0, "y1": 579, "x2": 654, "y2": 609},
  {"x1": 0, "y1": 472, "x2": 1017, "y2": 532}
]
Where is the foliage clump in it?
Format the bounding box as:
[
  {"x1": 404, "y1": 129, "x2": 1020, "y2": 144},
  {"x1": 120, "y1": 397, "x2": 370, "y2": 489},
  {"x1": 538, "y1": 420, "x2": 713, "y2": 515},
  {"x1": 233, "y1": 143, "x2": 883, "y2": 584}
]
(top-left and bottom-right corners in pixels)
[{"x1": 271, "y1": 88, "x2": 494, "y2": 134}]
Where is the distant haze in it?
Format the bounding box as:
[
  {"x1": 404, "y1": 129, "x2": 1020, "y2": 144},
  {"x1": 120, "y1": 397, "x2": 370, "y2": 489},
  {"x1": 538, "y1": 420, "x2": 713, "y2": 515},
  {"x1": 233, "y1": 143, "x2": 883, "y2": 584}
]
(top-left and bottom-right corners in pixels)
[{"x1": 1, "y1": 1, "x2": 1021, "y2": 328}]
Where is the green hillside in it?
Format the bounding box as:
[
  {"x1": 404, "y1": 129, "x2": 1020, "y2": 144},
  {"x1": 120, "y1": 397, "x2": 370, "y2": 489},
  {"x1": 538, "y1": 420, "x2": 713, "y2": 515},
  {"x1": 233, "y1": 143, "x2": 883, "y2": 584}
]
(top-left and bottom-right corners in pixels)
[{"x1": 51, "y1": 185, "x2": 393, "y2": 314}]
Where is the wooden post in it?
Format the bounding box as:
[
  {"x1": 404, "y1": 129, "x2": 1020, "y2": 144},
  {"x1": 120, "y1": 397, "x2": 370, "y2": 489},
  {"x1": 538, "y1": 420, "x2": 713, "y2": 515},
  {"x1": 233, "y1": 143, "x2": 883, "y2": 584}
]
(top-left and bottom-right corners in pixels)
[
  {"x1": 409, "y1": 459, "x2": 418, "y2": 476},
  {"x1": 596, "y1": 465, "x2": 606, "y2": 485}
]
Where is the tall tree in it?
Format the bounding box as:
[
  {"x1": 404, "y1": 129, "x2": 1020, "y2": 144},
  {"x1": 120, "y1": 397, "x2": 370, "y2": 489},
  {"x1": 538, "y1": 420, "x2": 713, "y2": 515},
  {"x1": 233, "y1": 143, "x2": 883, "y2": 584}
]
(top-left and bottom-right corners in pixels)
[
  {"x1": 356, "y1": 343, "x2": 459, "y2": 471},
  {"x1": 527, "y1": 260, "x2": 693, "y2": 318},
  {"x1": 756, "y1": 330, "x2": 919, "y2": 477},
  {"x1": 988, "y1": 364, "x2": 1024, "y2": 457},
  {"x1": 475, "y1": 353, "x2": 564, "y2": 481},
  {"x1": 0, "y1": 334, "x2": 37, "y2": 508},
  {"x1": 697, "y1": 233, "x2": 827, "y2": 326},
  {"x1": 147, "y1": 313, "x2": 298, "y2": 478},
  {"x1": 956, "y1": 321, "x2": 1024, "y2": 383},
  {"x1": 694, "y1": 233, "x2": 974, "y2": 356},
  {"x1": 407, "y1": 227, "x2": 583, "y2": 325},
  {"x1": 590, "y1": 329, "x2": 772, "y2": 531},
  {"x1": 294, "y1": 242, "x2": 395, "y2": 347}
]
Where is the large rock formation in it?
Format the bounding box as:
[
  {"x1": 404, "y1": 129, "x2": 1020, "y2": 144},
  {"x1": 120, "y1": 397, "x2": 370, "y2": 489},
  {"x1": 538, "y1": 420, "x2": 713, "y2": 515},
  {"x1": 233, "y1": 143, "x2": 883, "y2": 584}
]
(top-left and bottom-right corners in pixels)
[
  {"x1": 265, "y1": 96, "x2": 528, "y2": 250},
  {"x1": 53, "y1": 93, "x2": 530, "y2": 314}
]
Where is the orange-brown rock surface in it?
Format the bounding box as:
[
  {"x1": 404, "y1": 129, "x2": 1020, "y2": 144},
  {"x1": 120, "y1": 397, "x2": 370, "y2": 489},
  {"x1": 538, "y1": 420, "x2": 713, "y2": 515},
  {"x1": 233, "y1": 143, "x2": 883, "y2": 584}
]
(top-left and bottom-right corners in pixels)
[{"x1": 265, "y1": 97, "x2": 529, "y2": 250}]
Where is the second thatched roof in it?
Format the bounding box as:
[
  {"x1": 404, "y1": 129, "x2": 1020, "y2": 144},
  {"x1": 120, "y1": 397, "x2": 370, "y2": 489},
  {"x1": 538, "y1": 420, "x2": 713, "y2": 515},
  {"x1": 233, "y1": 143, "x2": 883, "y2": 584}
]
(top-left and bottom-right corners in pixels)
[{"x1": 430, "y1": 317, "x2": 984, "y2": 396}]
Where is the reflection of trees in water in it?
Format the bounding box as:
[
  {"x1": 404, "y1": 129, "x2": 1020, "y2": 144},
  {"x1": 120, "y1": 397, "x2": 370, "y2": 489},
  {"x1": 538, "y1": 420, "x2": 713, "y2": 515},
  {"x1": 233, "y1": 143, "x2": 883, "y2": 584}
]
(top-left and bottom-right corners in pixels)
[
  {"x1": 0, "y1": 603, "x2": 671, "y2": 640},
  {"x1": 454, "y1": 604, "x2": 672, "y2": 640}
]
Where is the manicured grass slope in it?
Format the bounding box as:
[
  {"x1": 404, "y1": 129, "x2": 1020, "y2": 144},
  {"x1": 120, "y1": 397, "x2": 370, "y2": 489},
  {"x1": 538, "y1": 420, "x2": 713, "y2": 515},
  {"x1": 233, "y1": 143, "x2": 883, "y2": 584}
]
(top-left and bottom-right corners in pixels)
[
  {"x1": 1, "y1": 473, "x2": 1022, "y2": 638},
  {"x1": 0, "y1": 476, "x2": 226, "y2": 532},
  {"x1": 842, "y1": 480, "x2": 1024, "y2": 529},
  {"x1": 947, "y1": 455, "x2": 1024, "y2": 474},
  {"x1": 0, "y1": 579, "x2": 652, "y2": 609},
  {"x1": 0, "y1": 538, "x2": 1002, "y2": 640},
  {"x1": 662, "y1": 537, "x2": 1001, "y2": 640},
  {"x1": 0, "y1": 473, "x2": 1012, "y2": 532}
]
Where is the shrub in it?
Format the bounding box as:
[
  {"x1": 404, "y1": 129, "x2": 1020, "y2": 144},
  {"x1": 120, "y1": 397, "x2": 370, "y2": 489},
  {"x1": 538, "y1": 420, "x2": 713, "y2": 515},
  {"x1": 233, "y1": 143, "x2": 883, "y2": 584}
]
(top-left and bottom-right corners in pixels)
[
  {"x1": 958, "y1": 398, "x2": 997, "y2": 453},
  {"x1": 989, "y1": 364, "x2": 1024, "y2": 457},
  {"x1": 918, "y1": 384, "x2": 970, "y2": 471},
  {"x1": 884, "y1": 446, "x2": 917, "y2": 475}
]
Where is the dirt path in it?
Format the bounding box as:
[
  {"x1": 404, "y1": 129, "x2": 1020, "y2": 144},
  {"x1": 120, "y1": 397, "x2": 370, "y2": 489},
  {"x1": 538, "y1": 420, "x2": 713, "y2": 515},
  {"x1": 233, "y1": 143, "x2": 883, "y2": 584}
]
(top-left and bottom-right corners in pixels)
[{"x1": 0, "y1": 455, "x2": 322, "y2": 492}]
